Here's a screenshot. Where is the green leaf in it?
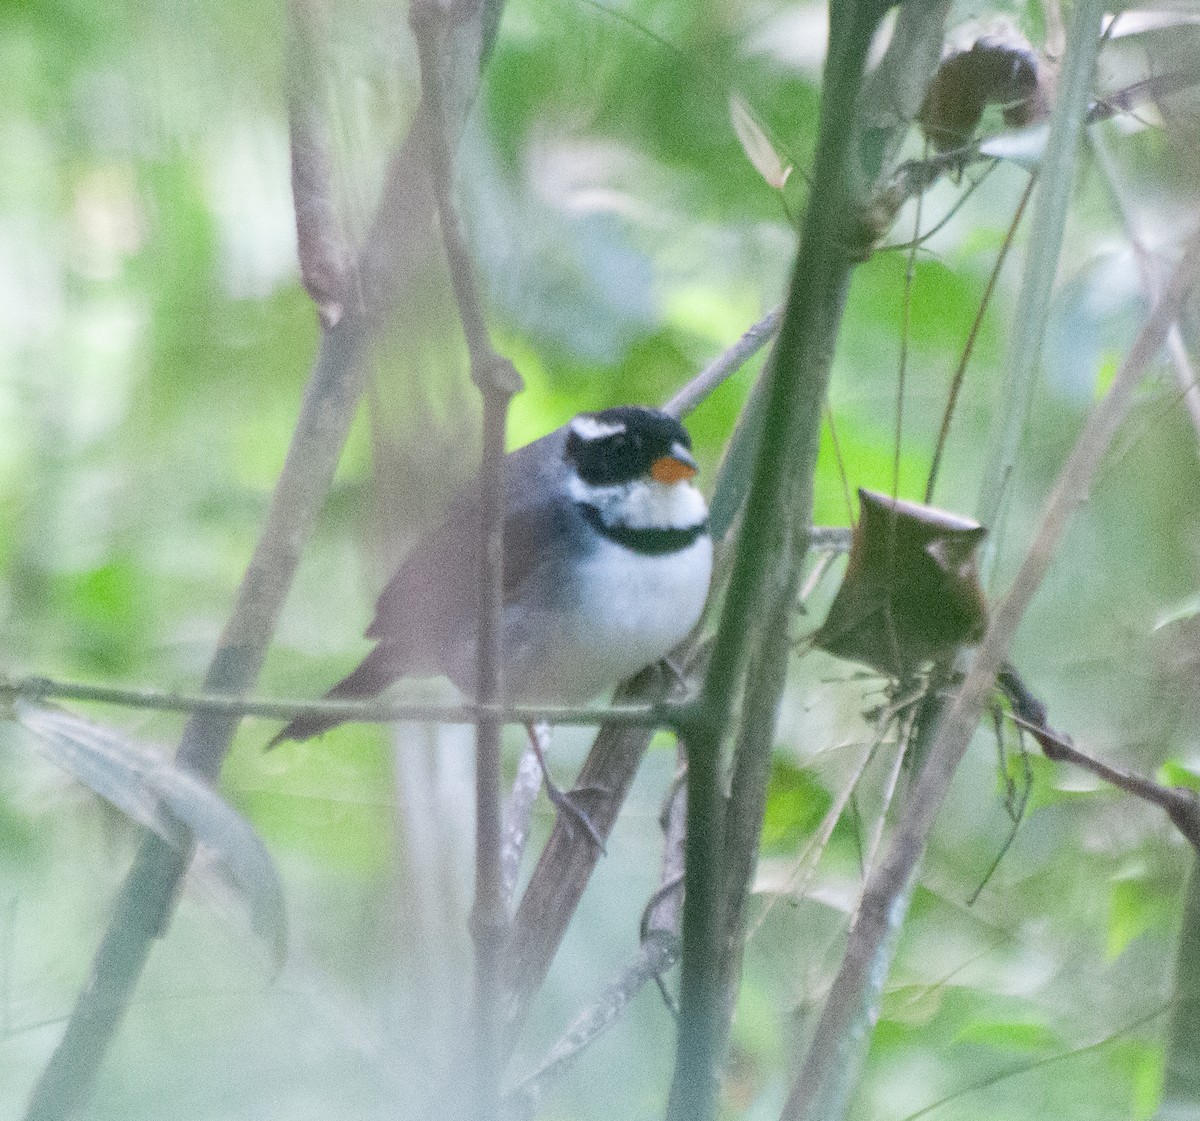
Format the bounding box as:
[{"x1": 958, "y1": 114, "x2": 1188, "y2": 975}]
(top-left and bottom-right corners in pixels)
[
  {"x1": 13, "y1": 700, "x2": 286, "y2": 969},
  {"x1": 955, "y1": 1017, "x2": 1059, "y2": 1052},
  {"x1": 1154, "y1": 595, "x2": 1200, "y2": 633},
  {"x1": 1108, "y1": 875, "x2": 1169, "y2": 960},
  {"x1": 62, "y1": 559, "x2": 147, "y2": 675},
  {"x1": 1158, "y1": 760, "x2": 1200, "y2": 794},
  {"x1": 1134, "y1": 1043, "x2": 1165, "y2": 1121},
  {"x1": 761, "y1": 757, "x2": 833, "y2": 853}
]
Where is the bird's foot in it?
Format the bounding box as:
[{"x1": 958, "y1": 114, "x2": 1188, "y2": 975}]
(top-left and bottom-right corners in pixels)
[
  {"x1": 659, "y1": 655, "x2": 691, "y2": 696},
  {"x1": 524, "y1": 720, "x2": 608, "y2": 852}
]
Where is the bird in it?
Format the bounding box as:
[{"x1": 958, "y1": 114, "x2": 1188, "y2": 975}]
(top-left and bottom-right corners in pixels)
[{"x1": 269, "y1": 405, "x2": 713, "y2": 831}]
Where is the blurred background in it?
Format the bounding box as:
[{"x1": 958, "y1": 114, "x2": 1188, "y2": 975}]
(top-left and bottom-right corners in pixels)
[{"x1": 1, "y1": 0, "x2": 1200, "y2": 1117}]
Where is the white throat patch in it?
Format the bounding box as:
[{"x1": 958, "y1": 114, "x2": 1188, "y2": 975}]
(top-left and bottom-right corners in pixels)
[{"x1": 569, "y1": 472, "x2": 708, "y2": 531}]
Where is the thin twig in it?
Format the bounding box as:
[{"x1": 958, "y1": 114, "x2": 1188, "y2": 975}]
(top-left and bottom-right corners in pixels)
[
  {"x1": 898, "y1": 1005, "x2": 1171, "y2": 1121},
  {"x1": 744, "y1": 737, "x2": 877, "y2": 947},
  {"x1": 877, "y1": 159, "x2": 997, "y2": 253},
  {"x1": 859, "y1": 701, "x2": 917, "y2": 877},
  {"x1": 1090, "y1": 131, "x2": 1200, "y2": 454},
  {"x1": 502, "y1": 661, "x2": 687, "y2": 1042},
  {"x1": 893, "y1": 148, "x2": 923, "y2": 498},
  {"x1": 996, "y1": 666, "x2": 1200, "y2": 852},
  {"x1": 647, "y1": 746, "x2": 689, "y2": 939},
  {"x1": 1009, "y1": 710, "x2": 1200, "y2": 849},
  {"x1": 506, "y1": 929, "x2": 679, "y2": 1118},
  {"x1": 975, "y1": 0, "x2": 1105, "y2": 546},
  {"x1": 0, "y1": 673, "x2": 674, "y2": 728},
  {"x1": 925, "y1": 171, "x2": 1037, "y2": 504},
  {"x1": 663, "y1": 307, "x2": 782, "y2": 419}
]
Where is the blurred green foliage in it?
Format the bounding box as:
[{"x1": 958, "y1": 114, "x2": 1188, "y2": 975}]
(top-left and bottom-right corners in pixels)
[{"x1": 1, "y1": 0, "x2": 1199, "y2": 1118}]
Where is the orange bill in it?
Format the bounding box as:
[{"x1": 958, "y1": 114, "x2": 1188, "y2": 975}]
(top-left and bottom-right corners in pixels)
[{"x1": 650, "y1": 455, "x2": 697, "y2": 484}]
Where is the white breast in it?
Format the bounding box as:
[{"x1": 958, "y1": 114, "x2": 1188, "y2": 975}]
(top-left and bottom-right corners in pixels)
[{"x1": 504, "y1": 532, "x2": 713, "y2": 705}]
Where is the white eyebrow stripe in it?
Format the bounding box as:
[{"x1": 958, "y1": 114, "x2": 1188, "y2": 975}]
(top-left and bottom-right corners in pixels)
[{"x1": 570, "y1": 415, "x2": 627, "y2": 441}]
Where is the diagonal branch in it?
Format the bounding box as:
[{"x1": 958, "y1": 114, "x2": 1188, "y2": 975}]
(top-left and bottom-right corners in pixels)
[
  {"x1": 502, "y1": 665, "x2": 674, "y2": 1040},
  {"x1": 1090, "y1": 130, "x2": 1200, "y2": 454},
  {"x1": 504, "y1": 752, "x2": 688, "y2": 1115},
  {"x1": 663, "y1": 307, "x2": 780, "y2": 420},
  {"x1": 998, "y1": 664, "x2": 1200, "y2": 852}
]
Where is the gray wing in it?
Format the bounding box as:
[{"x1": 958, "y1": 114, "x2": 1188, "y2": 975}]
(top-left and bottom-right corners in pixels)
[{"x1": 365, "y1": 425, "x2": 582, "y2": 667}]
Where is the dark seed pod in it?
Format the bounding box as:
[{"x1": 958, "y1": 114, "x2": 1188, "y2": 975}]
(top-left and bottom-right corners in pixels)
[
  {"x1": 816, "y1": 489, "x2": 988, "y2": 679},
  {"x1": 919, "y1": 35, "x2": 1043, "y2": 152}
]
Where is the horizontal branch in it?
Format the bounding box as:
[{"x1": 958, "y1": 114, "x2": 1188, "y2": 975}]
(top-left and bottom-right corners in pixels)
[
  {"x1": 1, "y1": 674, "x2": 675, "y2": 730},
  {"x1": 2, "y1": 532, "x2": 854, "y2": 735}
]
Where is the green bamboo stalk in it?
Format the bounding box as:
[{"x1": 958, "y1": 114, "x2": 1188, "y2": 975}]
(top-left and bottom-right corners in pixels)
[
  {"x1": 975, "y1": 0, "x2": 1105, "y2": 550},
  {"x1": 666, "y1": 4, "x2": 894, "y2": 1119}
]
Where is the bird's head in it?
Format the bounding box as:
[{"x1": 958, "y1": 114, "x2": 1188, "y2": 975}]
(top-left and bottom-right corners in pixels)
[{"x1": 564, "y1": 406, "x2": 706, "y2": 532}]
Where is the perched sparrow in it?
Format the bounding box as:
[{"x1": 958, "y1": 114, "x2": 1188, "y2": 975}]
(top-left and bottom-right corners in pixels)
[{"x1": 270, "y1": 405, "x2": 713, "y2": 747}]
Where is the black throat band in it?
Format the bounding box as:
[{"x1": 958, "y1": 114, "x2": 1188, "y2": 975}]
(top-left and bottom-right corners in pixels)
[{"x1": 578, "y1": 502, "x2": 707, "y2": 556}]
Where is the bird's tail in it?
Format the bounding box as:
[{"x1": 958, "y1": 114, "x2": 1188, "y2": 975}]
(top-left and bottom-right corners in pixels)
[{"x1": 267, "y1": 643, "x2": 403, "y2": 748}]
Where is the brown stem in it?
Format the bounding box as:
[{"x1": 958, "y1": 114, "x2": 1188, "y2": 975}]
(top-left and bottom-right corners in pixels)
[
  {"x1": 286, "y1": 0, "x2": 352, "y2": 328},
  {"x1": 925, "y1": 171, "x2": 1036, "y2": 504},
  {"x1": 504, "y1": 749, "x2": 689, "y2": 1115},
  {"x1": 502, "y1": 666, "x2": 670, "y2": 1039},
  {"x1": 663, "y1": 307, "x2": 781, "y2": 420},
  {"x1": 409, "y1": 3, "x2": 523, "y2": 1116},
  {"x1": 998, "y1": 665, "x2": 1200, "y2": 852}
]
